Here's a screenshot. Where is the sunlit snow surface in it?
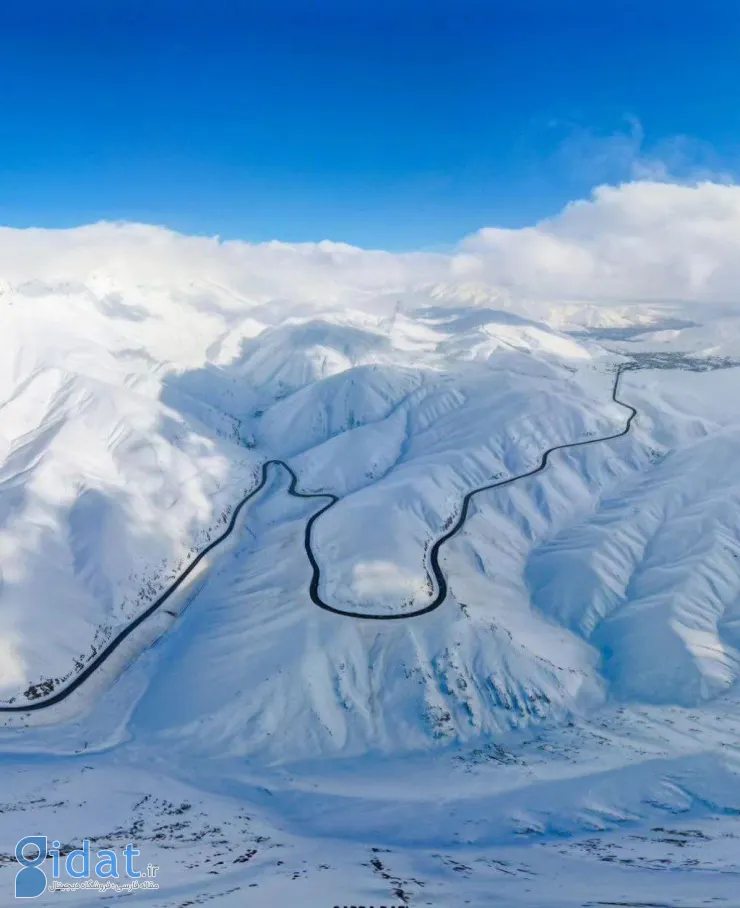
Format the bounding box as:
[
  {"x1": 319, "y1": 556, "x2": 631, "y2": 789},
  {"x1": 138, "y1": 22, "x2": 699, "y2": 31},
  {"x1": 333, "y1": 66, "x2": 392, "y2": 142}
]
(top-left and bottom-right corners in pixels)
[{"x1": 5, "y1": 224, "x2": 740, "y2": 904}]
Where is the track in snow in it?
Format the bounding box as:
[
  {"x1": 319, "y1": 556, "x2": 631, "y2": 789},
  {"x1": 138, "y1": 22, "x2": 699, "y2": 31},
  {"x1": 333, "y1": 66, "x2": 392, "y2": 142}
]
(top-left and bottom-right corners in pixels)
[{"x1": 0, "y1": 366, "x2": 637, "y2": 712}]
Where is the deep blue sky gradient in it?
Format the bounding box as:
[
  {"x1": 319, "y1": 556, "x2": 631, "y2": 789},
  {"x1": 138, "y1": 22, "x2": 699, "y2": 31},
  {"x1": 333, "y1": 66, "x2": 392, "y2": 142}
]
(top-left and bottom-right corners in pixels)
[{"x1": 1, "y1": 1, "x2": 739, "y2": 248}]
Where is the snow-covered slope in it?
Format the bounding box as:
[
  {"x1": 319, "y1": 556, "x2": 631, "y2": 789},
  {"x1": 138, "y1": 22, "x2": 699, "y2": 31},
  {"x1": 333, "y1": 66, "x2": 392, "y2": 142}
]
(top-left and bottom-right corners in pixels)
[
  {"x1": 0, "y1": 244, "x2": 615, "y2": 714},
  {"x1": 0, "y1": 276, "x2": 262, "y2": 702},
  {"x1": 6, "y1": 198, "x2": 740, "y2": 904},
  {"x1": 3, "y1": 224, "x2": 740, "y2": 741}
]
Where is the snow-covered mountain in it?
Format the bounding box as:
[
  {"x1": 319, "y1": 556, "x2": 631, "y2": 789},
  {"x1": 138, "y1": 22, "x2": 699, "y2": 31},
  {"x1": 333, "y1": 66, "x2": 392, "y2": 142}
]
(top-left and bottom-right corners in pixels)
[{"x1": 6, "y1": 185, "x2": 740, "y2": 904}]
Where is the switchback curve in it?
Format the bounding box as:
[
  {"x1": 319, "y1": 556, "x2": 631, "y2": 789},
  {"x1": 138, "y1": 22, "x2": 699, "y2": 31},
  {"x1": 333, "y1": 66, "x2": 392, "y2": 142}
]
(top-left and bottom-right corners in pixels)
[
  {"x1": 0, "y1": 366, "x2": 636, "y2": 712},
  {"x1": 304, "y1": 364, "x2": 637, "y2": 618}
]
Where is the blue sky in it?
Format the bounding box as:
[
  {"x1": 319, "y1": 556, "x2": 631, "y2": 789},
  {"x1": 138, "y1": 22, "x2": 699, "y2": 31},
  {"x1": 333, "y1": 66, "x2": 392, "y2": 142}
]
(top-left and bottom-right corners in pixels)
[{"x1": 1, "y1": 0, "x2": 739, "y2": 249}]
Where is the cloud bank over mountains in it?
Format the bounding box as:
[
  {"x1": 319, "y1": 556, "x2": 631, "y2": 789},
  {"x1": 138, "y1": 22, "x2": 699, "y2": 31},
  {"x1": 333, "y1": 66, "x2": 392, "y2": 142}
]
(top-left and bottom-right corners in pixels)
[
  {"x1": 2, "y1": 179, "x2": 740, "y2": 309},
  {"x1": 462, "y1": 181, "x2": 740, "y2": 303}
]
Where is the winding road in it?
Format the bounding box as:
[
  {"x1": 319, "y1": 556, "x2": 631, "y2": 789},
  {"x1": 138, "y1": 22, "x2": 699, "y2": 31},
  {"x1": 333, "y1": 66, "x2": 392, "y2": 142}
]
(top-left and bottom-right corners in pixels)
[{"x1": 0, "y1": 366, "x2": 637, "y2": 713}]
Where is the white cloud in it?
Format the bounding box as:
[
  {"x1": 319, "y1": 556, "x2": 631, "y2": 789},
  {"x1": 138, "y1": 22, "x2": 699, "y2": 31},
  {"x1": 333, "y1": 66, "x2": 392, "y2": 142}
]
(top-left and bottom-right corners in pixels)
[
  {"x1": 3, "y1": 179, "x2": 740, "y2": 311},
  {"x1": 550, "y1": 117, "x2": 733, "y2": 186},
  {"x1": 461, "y1": 181, "x2": 740, "y2": 304},
  {"x1": 351, "y1": 560, "x2": 421, "y2": 599}
]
